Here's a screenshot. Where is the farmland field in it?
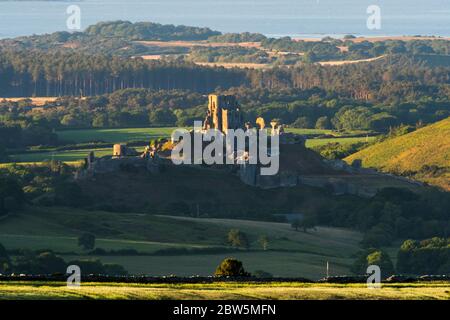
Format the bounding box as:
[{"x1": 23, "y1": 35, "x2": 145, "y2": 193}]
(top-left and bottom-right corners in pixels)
[
  {"x1": 6, "y1": 127, "x2": 375, "y2": 163},
  {"x1": 305, "y1": 136, "x2": 375, "y2": 148},
  {"x1": 346, "y1": 117, "x2": 450, "y2": 190},
  {"x1": 57, "y1": 127, "x2": 178, "y2": 143},
  {"x1": 57, "y1": 127, "x2": 366, "y2": 144},
  {"x1": 9, "y1": 148, "x2": 124, "y2": 163},
  {"x1": 0, "y1": 281, "x2": 448, "y2": 300},
  {"x1": 0, "y1": 206, "x2": 364, "y2": 279}
]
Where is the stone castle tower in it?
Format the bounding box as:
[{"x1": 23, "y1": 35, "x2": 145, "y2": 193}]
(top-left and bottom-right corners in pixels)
[{"x1": 204, "y1": 94, "x2": 244, "y2": 134}]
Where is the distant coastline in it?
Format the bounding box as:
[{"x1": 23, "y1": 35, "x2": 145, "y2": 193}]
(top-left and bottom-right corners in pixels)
[{"x1": 0, "y1": 0, "x2": 449, "y2": 39}]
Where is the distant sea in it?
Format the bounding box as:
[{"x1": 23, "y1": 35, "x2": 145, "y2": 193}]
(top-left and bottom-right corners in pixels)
[{"x1": 0, "y1": 0, "x2": 449, "y2": 39}]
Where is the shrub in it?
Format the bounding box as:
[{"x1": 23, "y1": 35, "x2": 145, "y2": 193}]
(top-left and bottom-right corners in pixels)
[{"x1": 214, "y1": 258, "x2": 250, "y2": 277}]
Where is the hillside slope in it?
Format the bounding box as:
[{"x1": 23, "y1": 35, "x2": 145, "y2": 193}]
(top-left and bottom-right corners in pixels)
[
  {"x1": 0, "y1": 206, "x2": 362, "y2": 279},
  {"x1": 345, "y1": 117, "x2": 450, "y2": 190}
]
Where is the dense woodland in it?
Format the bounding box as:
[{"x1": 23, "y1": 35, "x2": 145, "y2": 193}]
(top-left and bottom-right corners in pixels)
[
  {"x1": 1, "y1": 49, "x2": 450, "y2": 100},
  {"x1": 1, "y1": 82, "x2": 449, "y2": 150},
  {"x1": 0, "y1": 50, "x2": 246, "y2": 97}
]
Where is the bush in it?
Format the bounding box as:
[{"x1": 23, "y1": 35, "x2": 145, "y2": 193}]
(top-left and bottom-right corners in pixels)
[{"x1": 214, "y1": 258, "x2": 250, "y2": 277}]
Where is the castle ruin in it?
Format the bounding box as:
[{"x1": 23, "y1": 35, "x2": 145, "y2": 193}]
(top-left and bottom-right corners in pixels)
[{"x1": 203, "y1": 95, "x2": 244, "y2": 133}]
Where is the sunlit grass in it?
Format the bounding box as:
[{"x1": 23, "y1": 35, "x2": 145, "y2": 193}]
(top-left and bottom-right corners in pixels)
[
  {"x1": 0, "y1": 281, "x2": 448, "y2": 300},
  {"x1": 57, "y1": 127, "x2": 178, "y2": 143}
]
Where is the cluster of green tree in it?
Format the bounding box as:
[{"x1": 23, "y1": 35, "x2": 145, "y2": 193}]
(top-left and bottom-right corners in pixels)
[
  {"x1": 0, "y1": 89, "x2": 206, "y2": 130},
  {"x1": 1, "y1": 32, "x2": 156, "y2": 57},
  {"x1": 351, "y1": 248, "x2": 395, "y2": 279},
  {"x1": 188, "y1": 47, "x2": 272, "y2": 64},
  {"x1": 0, "y1": 161, "x2": 87, "y2": 208},
  {"x1": 0, "y1": 50, "x2": 246, "y2": 97},
  {"x1": 247, "y1": 55, "x2": 450, "y2": 101},
  {"x1": 261, "y1": 37, "x2": 341, "y2": 61},
  {"x1": 226, "y1": 229, "x2": 269, "y2": 251},
  {"x1": 318, "y1": 188, "x2": 450, "y2": 248},
  {"x1": 345, "y1": 39, "x2": 450, "y2": 60},
  {"x1": 397, "y1": 238, "x2": 449, "y2": 275},
  {"x1": 261, "y1": 37, "x2": 450, "y2": 62},
  {"x1": 0, "y1": 120, "x2": 57, "y2": 150},
  {"x1": 1, "y1": 87, "x2": 448, "y2": 147},
  {"x1": 84, "y1": 21, "x2": 220, "y2": 41},
  {"x1": 291, "y1": 215, "x2": 318, "y2": 233},
  {"x1": 0, "y1": 21, "x2": 221, "y2": 57},
  {"x1": 240, "y1": 91, "x2": 449, "y2": 133},
  {"x1": 207, "y1": 32, "x2": 267, "y2": 43},
  {"x1": 0, "y1": 175, "x2": 24, "y2": 216},
  {"x1": 0, "y1": 245, "x2": 127, "y2": 276},
  {"x1": 2, "y1": 48, "x2": 450, "y2": 105},
  {"x1": 312, "y1": 142, "x2": 369, "y2": 160}
]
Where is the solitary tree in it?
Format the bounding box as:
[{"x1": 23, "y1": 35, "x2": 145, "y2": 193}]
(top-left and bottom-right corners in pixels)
[
  {"x1": 227, "y1": 229, "x2": 249, "y2": 249},
  {"x1": 214, "y1": 258, "x2": 250, "y2": 277},
  {"x1": 299, "y1": 215, "x2": 318, "y2": 233},
  {"x1": 258, "y1": 235, "x2": 269, "y2": 251},
  {"x1": 292, "y1": 215, "x2": 318, "y2": 233},
  {"x1": 291, "y1": 219, "x2": 301, "y2": 232},
  {"x1": 78, "y1": 233, "x2": 96, "y2": 251}
]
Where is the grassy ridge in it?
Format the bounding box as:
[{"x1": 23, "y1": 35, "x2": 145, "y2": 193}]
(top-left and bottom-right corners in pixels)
[
  {"x1": 345, "y1": 117, "x2": 450, "y2": 190},
  {"x1": 0, "y1": 282, "x2": 448, "y2": 300}
]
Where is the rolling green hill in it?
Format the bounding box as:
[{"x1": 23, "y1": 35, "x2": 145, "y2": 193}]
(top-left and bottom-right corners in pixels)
[
  {"x1": 345, "y1": 117, "x2": 450, "y2": 190},
  {"x1": 0, "y1": 206, "x2": 362, "y2": 279}
]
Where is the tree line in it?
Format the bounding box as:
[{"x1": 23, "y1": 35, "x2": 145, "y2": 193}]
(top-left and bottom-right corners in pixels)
[
  {"x1": 0, "y1": 50, "x2": 246, "y2": 97},
  {"x1": 2, "y1": 50, "x2": 450, "y2": 103}
]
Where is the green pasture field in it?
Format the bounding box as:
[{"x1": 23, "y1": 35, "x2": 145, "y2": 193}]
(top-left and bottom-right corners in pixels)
[
  {"x1": 57, "y1": 127, "x2": 340, "y2": 144},
  {"x1": 57, "y1": 127, "x2": 178, "y2": 143},
  {"x1": 0, "y1": 206, "x2": 364, "y2": 279},
  {"x1": 305, "y1": 136, "x2": 376, "y2": 148},
  {"x1": 9, "y1": 148, "x2": 120, "y2": 163},
  {"x1": 0, "y1": 281, "x2": 448, "y2": 300},
  {"x1": 7, "y1": 126, "x2": 375, "y2": 163}
]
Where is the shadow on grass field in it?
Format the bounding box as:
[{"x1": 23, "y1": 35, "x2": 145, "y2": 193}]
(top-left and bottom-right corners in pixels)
[{"x1": 0, "y1": 206, "x2": 363, "y2": 279}]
